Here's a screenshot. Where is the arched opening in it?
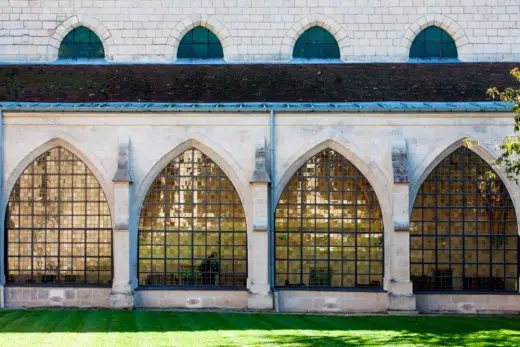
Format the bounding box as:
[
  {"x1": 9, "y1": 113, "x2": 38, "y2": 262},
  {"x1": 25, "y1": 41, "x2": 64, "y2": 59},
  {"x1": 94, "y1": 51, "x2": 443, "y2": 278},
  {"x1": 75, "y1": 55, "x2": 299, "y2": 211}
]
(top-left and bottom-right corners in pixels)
[
  {"x1": 410, "y1": 147, "x2": 518, "y2": 292},
  {"x1": 293, "y1": 26, "x2": 341, "y2": 59},
  {"x1": 177, "y1": 26, "x2": 224, "y2": 60},
  {"x1": 138, "y1": 148, "x2": 247, "y2": 288},
  {"x1": 409, "y1": 26, "x2": 458, "y2": 60},
  {"x1": 275, "y1": 148, "x2": 384, "y2": 289},
  {"x1": 5, "y1": 147, "x2": 112, "y2": 285},
  {"x1": 58, "y1": 26, "x2": 105, "y2": 60}
]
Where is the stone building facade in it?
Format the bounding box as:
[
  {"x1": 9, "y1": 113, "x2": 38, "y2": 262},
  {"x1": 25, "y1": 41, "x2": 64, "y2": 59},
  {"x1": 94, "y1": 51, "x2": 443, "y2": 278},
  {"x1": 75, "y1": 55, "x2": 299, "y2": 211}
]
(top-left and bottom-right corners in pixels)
[
  {"x1": 0, "y1": 1, "x2": 520, "y2": 314},
  {"x1": 1, "y1": 0, "x2": 520, "y2": 62}
]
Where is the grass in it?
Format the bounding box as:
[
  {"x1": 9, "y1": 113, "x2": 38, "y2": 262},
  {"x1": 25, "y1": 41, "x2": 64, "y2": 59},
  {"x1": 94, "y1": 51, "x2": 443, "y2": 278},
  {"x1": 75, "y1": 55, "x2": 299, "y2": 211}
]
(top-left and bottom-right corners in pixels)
[{"x1": 0, "y1": 310, "x2": 519, "y2": 346}]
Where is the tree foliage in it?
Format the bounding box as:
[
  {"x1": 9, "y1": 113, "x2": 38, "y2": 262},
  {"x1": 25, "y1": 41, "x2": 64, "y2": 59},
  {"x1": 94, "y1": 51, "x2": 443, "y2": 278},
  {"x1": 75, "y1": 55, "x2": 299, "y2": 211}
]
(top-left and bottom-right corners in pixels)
[{"x1": 487, "y1": 68, "x2": 520, "y2": 183}]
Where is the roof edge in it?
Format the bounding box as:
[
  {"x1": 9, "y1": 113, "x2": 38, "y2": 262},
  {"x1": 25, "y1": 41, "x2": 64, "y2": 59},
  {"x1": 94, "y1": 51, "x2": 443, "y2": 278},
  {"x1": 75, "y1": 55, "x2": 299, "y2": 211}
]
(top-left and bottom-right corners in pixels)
[{"x1": 0, "y1": 101, "x2": 514, "y2": 113}]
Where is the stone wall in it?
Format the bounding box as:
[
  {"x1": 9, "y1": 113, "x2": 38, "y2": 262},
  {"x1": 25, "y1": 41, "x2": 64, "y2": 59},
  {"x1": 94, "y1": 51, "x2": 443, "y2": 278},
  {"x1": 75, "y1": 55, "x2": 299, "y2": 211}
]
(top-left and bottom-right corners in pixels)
[
  {"x1": 0, "y1": 1, "x2": 519, "y2": 62},
  {"x1": 0, "y1": 110, "x2": 519, "y2": 311},
  {"x1": 135, "y1": 290, "x2": 248, "y2": 309},
  {"x1": 4, "y1": 287, "x2": 111, "y2": 308},
  {"x1": 277, "y1": 291, "x2": 389, "y2": 313},
  {"x1": 416, "y1": 294, "x2": 520, "y2": 314}
]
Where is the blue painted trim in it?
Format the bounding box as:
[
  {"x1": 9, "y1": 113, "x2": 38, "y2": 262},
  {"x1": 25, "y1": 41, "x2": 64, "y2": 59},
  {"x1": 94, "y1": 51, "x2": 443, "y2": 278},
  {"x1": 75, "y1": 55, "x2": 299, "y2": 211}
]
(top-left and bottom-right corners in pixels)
[{"x1": 0, "y1": 102, "x2": 514, "y2": 113}]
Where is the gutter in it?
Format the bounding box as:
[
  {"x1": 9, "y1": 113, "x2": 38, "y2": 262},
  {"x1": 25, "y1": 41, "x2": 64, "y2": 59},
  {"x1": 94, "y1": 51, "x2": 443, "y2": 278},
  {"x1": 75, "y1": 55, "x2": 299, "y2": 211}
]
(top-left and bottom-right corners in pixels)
[
  {"x1": 268, "y1": 110, "x2": 279, "y2": 312},
  {"x1": 0, "y1": 101, "x2": 514, "y2": 114}
]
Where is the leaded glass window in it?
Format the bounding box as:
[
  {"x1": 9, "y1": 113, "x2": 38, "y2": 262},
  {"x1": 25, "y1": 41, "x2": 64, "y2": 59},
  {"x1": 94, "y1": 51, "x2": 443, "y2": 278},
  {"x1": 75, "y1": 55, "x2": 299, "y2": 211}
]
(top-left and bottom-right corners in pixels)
[
  {"x1": 177, "y1": 26, "x2": 224, "y2": 59},
  {"x1": 293, "y1": 26, "x2": 340, "y2": 59},
  {"x1": 138, "y1": 148, "x2": 247, "y2": 288},
  {"x1": 275, "y1": 149, "x2": 384, "y2": 289},
  {"x1": 58, "y1": 26, "x2": 105, "y2": 60},
  {"x1": 6, "y1": 147, "x2": 112, "y2": 285},
  {"x1": 409, "y1": 26, "x2": 458, "y2": 59},
  {"x1": 410, "y1": 147, "x2": 518, "y2": 292}
]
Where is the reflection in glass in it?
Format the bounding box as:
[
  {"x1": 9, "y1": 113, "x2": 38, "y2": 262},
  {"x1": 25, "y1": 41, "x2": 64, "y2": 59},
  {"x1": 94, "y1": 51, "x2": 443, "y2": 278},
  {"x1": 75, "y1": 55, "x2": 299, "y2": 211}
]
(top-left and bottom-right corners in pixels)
[
  {"x1": 409, "y1": 26, "x2": 457, "y2": 59},
  {"x1": 6, "y1": 147, "x2": 112, "y2": 285},
  {"x1": 293, "y1": 26, "x2": 341, "y2": 59},
  {"x1": 58, "y1": 26, "x2": 105, "y2": 60},
  {"x1": 177, "y1": 26, "x2": 224, "y2": 59},
  {"x1": 275, "y1": 149, "x2": 384, "y2": 289},
  {"x1": 410, "y1": 147, "x2": 518, "y2": 292},
  {"x1": 138, "y1": 148, "x2": 247, "y2": 288}
]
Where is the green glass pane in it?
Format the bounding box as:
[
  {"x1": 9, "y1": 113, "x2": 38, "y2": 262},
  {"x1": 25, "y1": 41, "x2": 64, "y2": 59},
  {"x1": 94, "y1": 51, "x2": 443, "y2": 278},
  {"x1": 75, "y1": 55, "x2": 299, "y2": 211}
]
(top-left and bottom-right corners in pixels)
[
  {"x1": 58, "y1": 26, "x2": 105, "y2": 60},
  {"x1": 409, "y1": 26, "x2": 458, "y2": 59},
  {"x1": 177, "y1": 26, "x2": 224, "y2": 59},
  {"x1": 293, "y1": 26, "x2": 340, "y2": 59}
]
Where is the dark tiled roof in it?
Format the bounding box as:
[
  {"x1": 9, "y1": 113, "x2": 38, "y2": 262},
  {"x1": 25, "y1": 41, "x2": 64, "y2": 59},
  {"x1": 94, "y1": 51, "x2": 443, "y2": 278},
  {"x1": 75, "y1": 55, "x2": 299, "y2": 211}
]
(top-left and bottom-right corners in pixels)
[{"x1": 0, "y1": 63, "x2": 518, "y2": 103}]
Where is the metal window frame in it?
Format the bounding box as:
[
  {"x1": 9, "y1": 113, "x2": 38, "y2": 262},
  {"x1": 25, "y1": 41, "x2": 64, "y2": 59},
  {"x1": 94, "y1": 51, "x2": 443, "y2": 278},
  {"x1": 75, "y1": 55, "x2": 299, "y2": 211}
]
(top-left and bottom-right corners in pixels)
[
  {"x1": 274, "y1": 149, "x2": 384, "y2": 290},
  {"x1": 410, "y1": 147, "x2": 519, "y2": 293},
  {"x1": 5, "y1": 146, "x2": 113, "y2": 286},
  {"x1": 137, "y1": 148, "x2": 248, "y2": 289}
]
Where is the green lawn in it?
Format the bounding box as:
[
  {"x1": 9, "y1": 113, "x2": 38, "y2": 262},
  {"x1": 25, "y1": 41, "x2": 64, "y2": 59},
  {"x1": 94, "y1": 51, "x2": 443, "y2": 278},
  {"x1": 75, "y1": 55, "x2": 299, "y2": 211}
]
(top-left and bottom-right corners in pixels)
[{"x1": 0, "y1": 310, "x2": 519, "y2": 347}]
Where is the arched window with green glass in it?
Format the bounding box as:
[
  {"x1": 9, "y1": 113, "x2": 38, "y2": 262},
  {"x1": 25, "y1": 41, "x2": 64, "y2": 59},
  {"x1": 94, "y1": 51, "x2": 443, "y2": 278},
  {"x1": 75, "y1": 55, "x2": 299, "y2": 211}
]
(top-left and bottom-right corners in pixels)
[
  {"x1": 409, "y1": 26, "x2": 458, "y2": 60},
  {"x1": 177, "y1": 26, "x2": 224, "y2": 60},
  {"x1": 293, "y1": 26, "x2": 340, "y2": 59},
  {"x1": 58, "y1": 26, "x2": 105, "y2": 60}
]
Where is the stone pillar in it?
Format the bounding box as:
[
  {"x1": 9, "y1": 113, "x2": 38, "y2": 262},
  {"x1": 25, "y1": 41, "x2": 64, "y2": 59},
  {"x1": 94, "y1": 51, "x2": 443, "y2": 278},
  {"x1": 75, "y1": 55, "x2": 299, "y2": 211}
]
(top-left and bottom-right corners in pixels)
[
  {"x1": 247, "y1": 137, "x2": 273, "y2": 310},
  {"x1": 110, "y1": 135, "x2": 134, "y2": 309},
  {"x1": 388, "y1": 137, "x2": 416, "y2": 313}
]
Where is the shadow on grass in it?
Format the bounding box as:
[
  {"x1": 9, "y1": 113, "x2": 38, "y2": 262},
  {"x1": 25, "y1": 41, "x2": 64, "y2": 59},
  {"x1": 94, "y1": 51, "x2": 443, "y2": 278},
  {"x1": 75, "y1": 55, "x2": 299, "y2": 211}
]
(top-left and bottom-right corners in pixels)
[{"x1": 0, "y1": 311, "x2": 519, "y2": 346}]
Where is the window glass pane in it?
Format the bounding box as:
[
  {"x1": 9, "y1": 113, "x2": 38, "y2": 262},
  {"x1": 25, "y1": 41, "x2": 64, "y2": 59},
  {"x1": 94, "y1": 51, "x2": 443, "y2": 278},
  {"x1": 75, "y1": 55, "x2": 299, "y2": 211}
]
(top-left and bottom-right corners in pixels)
[
  {"x1": 177, "y1": 26, "x2": 224, "y2": 59},
  {"x1": 293, "y1": 26, "x2": 340, "y2": 59},
  {"x1": 409, "y1": 26, "x2": 458, "y2": 59},
  {"x1": 410, "y1": 147, "x2": 518, "y2": 292},
  {"x1": 275, "y1": 149, "x2": 384, "y2": 289},
  {"x1": 138, "y1": 149, "x2": 247, "y2": 288},
  {"x1": 6, "y1": 147, "x2": 112, "y2": 285},
  {"x1": 58, "y1": 26, "x2": 105, "y2": 60}
]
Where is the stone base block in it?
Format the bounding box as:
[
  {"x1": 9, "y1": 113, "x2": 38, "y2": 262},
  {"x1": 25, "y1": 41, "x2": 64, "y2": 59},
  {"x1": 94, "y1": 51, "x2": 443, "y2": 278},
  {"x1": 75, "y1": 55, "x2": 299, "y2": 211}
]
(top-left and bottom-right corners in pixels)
[
  {"x1": 135, "y1": 290, "x2": 248, "y2": 309},
  {"x1": 417, "y1": 294, "x2": 520, "y2": 314},
  {"x1": 0, "y1": 285, "x2": 4, "y2": 308},
  {"x1": 247, "y1": 291, "x2": 273, "y2": 310},
  {"x1": 389, "y1": 293, "x2": 417, "y2": 312},
  {"x1": 278, "y1": 290, "x2": 389, "y2": 313},
  {"x1": 4, "y1": 287, "x2": 111, "y2": 308},
  {"x1": 110, "y1": 291, "x2": 134, "y2": 309}
]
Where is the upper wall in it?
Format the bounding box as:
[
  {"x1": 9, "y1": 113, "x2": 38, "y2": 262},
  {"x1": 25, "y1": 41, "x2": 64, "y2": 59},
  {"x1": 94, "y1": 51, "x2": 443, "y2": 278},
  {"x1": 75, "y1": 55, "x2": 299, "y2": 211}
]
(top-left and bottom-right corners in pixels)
[{"x1": 0, "y1": 1, "x2": 519, "y2": 62}]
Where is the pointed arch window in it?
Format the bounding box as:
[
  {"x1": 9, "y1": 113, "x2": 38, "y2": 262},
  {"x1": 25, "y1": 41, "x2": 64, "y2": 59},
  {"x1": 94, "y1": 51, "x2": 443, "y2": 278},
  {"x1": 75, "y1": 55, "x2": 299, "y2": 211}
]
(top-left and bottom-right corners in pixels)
[
  {"x1": 58, "y1": 26, "x2": 105, "y2": 60},
  {"x1": 6, "y1": 147, "x2": 113, "y2": 285},
  {"x1": 293, "y1": 26, "x2": 341, "y2": 59},
  {"x1": 410, "y1": 147, "x2": 518, "y2": 292},
  {"x1": 138, "y1": 148, "x2": 247, "y2": 288},
  {"x1": 177, "y1": 26, "x2": 224, "y2": 60},
  {"x1": 275, "y1": 149, "x2": 384, "y2": 289},
  {"x1": 409, "y1": 26, "x2": 458, "y2": 60}
]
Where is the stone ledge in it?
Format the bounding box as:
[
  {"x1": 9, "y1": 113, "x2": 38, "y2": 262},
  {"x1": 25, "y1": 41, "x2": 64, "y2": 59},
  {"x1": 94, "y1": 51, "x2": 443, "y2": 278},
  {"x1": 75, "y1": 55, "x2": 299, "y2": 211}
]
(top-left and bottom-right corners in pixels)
[{"x1": 4, "y1": 287, "x2": 111, "y2": 308}]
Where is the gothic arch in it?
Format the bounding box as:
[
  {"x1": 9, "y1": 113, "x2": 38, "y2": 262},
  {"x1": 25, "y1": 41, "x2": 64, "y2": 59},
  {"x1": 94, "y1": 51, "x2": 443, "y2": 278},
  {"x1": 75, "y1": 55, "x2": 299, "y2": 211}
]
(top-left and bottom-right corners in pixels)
[
  {"x1": 166, "y1": 15, "x2": 234, "y2": 61},
  {"x1": 280, "y1": 15, "x2": 349, "y2": 61},
  {"x1": 47, "y1": 15, "x2": 114, "y2": 61},
  {"x1": 2, "y1": 138, "x2": 114, "y2": 285},
  {"x1": 410, "y1": 138, "x2": 520, "y2": 231},
  {"x1": 400, "y1": 14, "x2": 470, "y2": 59},
  {"x1": 276, "y1": 139, "x2": 391, "y2": 230},
  {"x1": 133, "y1": 138, "x2": 249, "y2": 227}
]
